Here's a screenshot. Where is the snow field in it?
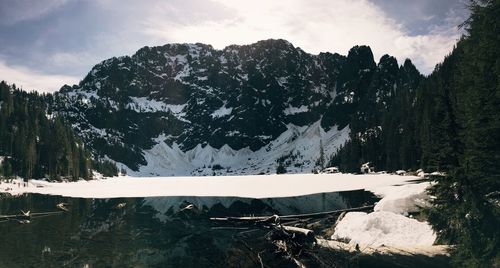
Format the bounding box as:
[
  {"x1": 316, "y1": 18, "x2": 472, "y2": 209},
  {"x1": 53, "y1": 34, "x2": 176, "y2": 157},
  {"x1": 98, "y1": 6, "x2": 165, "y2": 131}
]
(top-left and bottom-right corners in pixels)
[{"x1": 0, "y1": 173, "x2": 416, "y2": 199}]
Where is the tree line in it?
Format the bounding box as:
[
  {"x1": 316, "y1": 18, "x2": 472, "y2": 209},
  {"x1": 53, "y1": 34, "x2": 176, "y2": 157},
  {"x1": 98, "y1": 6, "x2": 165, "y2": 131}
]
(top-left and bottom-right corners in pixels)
[
  {"x1": 331, "y1": 1, "x2": 499, "y2": 266},
  {"x1": 0, "y1": 81, "x2": 117, "y2": 181}
]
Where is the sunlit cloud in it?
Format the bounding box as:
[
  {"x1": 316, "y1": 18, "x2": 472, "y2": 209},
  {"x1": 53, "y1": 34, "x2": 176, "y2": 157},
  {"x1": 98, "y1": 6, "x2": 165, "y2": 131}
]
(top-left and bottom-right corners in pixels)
[
  {"x1": 141, "y1": 0, "x2": 461, "y2": 73},
  {"x1": 0, "y1": 60, "x2": 79, "y2": 93}
]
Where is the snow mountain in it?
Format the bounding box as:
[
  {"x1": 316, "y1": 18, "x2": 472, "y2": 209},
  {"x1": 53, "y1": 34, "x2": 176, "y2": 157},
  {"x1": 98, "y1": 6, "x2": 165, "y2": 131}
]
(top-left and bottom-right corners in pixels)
[{"x1": 52, "y1": 39, "x2": 421, "y2": 175}]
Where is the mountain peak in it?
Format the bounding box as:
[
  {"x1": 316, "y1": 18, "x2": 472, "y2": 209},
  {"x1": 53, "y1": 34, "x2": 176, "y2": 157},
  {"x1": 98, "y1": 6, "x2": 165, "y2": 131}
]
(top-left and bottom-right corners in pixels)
[{"x1": 378, "y1": 54, "x2": 399, "y2": 73}]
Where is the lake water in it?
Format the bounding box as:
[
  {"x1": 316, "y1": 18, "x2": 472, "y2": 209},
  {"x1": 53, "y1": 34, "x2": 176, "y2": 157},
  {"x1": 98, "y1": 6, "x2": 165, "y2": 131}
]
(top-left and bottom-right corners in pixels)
[{"x1": 0, "y1": 191, "x2": 377, "y2": 267}]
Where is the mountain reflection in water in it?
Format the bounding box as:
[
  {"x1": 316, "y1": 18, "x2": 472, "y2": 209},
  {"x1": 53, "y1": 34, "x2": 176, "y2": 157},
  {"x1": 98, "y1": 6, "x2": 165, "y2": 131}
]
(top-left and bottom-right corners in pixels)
[{"x1": 0, "y1": 190, "x2": 377, "y2": 267}]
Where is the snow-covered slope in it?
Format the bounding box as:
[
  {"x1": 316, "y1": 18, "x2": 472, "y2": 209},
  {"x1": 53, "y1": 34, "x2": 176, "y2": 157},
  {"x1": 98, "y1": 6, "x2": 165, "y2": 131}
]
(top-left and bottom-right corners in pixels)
[{"x1": 132, "y1": 121, "x2": 349, "y2": 176}]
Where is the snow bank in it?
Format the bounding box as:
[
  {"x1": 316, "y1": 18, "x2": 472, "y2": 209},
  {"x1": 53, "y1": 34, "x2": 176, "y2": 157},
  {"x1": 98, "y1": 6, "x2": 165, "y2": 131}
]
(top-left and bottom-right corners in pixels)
[
  {"x1": 373, "y1": 182, "x2": 431, "y2": 214},
  {"x1": 0, "y1": 173, "x2": 417, "y2": 199},
  {"x1": 331, "y1": 179, "x2": 436, "y2": 248},
  {"x1": 332, "y1": 211, "x2": 436, "y2": 247}
]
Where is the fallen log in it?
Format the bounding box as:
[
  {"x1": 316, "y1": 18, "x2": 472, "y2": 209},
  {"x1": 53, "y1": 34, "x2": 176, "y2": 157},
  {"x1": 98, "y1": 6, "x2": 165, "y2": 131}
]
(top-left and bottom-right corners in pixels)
[
  {"x1": 281, "y1": 225, "x2": 315, "y2": 244},
  {"x1": 211, "y1": 214, "x2": 284, "y2": 223},
  {"x1": 267, "y1": 224, "x2": 317, "y2": 259},
  {"x1": 210, "y1": 205, "x2": 374, "y2": 223},
  {"x1": 282, "y1": 225, "x2": 313, "y2": 236}
]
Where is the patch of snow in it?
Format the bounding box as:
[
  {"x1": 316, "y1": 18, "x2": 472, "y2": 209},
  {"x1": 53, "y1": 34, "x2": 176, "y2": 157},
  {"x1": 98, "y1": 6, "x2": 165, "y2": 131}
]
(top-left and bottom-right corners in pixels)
[
  {"x1": 65, "y1": 88, "x2": 99, "y2": 103},
  {"x1": 395, "y1": 170, "x2": 406, "y2": 175},
  {"x1": 219, "y1": 55, "x2": 227, "y2": 64},
  {"x1": 210, "y1": 102, "x2": 233, "y2": 118},
  {"x1": 226, "y1": 130, "x2": 240, "y2": 137},
  {"x1": 373, "y1": 182, "x2": 431, "y2": 214},
  {"x1": 332, "y1": 211, "x2": 436, "y2": 247},
  {"x1": 344, "y1": 92, "x2": 355, "y2": 103},
  {"x1": 187, "y1": 43, "x2": 202, "y2": 59},
  {"x1": 167, "y1": 54, "x2": 188, "y2": 65},
  {"x1": 127, "y1": 97, "x2": 186, "y2": 118},
  {"x1": 84, "y1": 125, "x2": 108, "y2": 137},
  {"x1": 284, "y1": 105, "x2": 309, "y2": 115},
  {"x1": 240, "y1": 73, "x2": 248, "y2": 81},
  {"x1": 430, "y1": 171, "x2": 446, "y2": 177}
]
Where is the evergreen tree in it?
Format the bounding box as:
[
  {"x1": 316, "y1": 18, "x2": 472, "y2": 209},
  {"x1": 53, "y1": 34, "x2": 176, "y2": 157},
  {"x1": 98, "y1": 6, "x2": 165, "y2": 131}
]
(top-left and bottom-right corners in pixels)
[
  {"x1": 424, "y1": 1, "x2": 500, "y2": 265},
  {"x1": 276, "y1": 160, "x2": 287, "y2": 174},
  {"x1": 329, "y1": 1, "x2": 499, "y2": 265},
  {"x1": 0, "y1": 81, "x2": 116, "y2": 181},
  {"x1": 317, "y1": 140, "x2": 325, "y2": 169}
]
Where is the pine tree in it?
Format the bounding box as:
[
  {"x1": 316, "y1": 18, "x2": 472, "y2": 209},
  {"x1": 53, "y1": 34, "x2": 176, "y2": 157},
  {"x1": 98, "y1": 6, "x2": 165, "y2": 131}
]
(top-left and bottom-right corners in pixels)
[
  {"x1": 318, "y1": 140, "x2": 325, "y2": 169},
  {"x1": 0, "y1": 81, "x2": 111, "y2": 181},
  {"x1": 425, "y1": 1, "x2": 500, "y2": 266},
  {"x1": 276, "y1": 161, "x2": 287, "y2": 174}
]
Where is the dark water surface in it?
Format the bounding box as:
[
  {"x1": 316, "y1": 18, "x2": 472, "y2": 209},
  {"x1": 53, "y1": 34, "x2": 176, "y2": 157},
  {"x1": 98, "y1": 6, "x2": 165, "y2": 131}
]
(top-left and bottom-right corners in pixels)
[{"x1": 0, "y1": 191, "x2": 377, "y2": 267}]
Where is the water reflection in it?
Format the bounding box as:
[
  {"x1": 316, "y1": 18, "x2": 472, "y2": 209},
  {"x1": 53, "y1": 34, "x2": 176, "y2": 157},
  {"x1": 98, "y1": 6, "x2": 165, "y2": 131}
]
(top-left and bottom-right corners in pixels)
[{"x1": 0, "y1": 190, "x2": 377, "y2": 267}]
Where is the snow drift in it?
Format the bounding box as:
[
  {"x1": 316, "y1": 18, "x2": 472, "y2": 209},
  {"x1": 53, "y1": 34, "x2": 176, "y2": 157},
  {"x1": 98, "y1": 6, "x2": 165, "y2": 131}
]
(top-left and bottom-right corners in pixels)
[
  {"x1": 332, "y1": 211, "x2": 436, "y2": 247},
  {"x1": 373, "y1": 182, "x2": 431, "y2": 214},
  {"x1": 331, "y1": 180, "x2": 436, "y2": 248}
]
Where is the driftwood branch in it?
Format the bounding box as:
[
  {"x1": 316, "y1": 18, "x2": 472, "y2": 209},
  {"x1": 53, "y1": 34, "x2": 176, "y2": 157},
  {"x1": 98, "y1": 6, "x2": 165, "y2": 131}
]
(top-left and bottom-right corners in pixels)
[
  {"x1": 281, "y1": 226, "x2": 315, "y2": 241},
  {"x1": 333, "y1": 211, "x2": 347, "y2": 229},
  {"x1": 0, "y1": 210, "x2": 65, "y2": 223},
  {"x1": 210, "y1": 205, "x2": 373, "y2": 223},
  {"x1": 211, "y1": 205, "x2": 374, "y2": 266},
  {"x1": 278, "y1": 205, "x2": 373, "y2": 219}
]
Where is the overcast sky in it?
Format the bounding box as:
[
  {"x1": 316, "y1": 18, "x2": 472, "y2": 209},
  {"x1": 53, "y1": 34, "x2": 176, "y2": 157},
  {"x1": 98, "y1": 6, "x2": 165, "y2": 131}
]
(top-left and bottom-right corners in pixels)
[{"x1": 0, "y1": 0, "x2": 469, "y2": 93}]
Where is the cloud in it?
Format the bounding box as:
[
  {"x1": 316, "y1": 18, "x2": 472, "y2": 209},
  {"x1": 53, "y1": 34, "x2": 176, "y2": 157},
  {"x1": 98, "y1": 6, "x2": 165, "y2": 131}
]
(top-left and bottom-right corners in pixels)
[
  {"x1": 0, "y1": 0, "x2": 68, "y2": 25},
  {"x1": 140, "y1": 0, "x2": 461, "y2": 73},
  {"x1": 47, "y1": 51, "x2": 101, "y2": 72},
  {"x1": 0, "y1": 60, "x2": 79, "y2": 93},
  {"x1": 0, "y1": 0, "x2": 465, "y2": 93}
]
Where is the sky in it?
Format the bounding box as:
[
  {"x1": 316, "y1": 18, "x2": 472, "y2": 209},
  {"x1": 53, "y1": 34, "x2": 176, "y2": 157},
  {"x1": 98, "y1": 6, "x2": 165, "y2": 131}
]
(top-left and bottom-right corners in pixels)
[{"x1": 0, "y1": 0, "x2": 469, "y2": 93}]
